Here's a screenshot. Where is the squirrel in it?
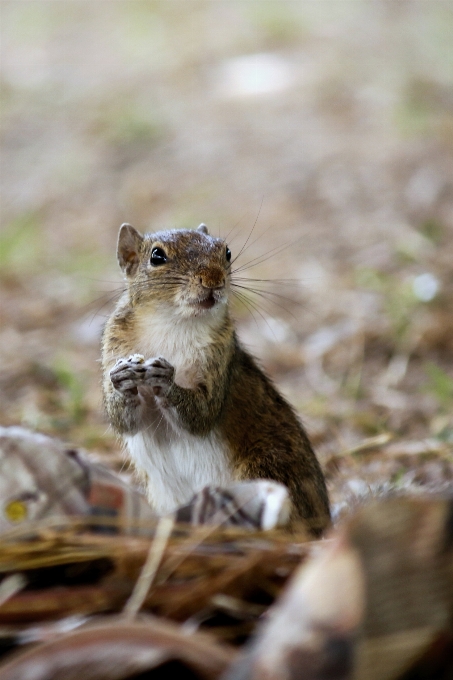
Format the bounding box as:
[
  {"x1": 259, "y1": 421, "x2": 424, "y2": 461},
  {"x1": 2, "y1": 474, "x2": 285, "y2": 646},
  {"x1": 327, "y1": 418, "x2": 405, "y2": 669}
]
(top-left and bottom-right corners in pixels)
[{"x1": 101, "y1": 223, "x2": 331, "y2": 535}]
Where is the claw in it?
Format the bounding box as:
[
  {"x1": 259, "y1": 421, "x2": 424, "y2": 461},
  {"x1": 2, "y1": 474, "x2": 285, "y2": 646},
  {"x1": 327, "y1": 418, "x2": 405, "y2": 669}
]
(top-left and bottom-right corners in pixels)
[{"x1": 128, "y1": 354, "x2": 145, "y2": 364}]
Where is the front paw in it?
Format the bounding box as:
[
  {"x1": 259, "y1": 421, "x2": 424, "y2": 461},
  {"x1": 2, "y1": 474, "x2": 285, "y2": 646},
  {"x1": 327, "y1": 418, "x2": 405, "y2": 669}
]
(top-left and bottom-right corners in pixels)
[
  {"x1": 143, "y1": 356, "x2": 175, "y2": 397},
  {"x1": 110, "y1": 354, "x2": 147, "y2": 394}
]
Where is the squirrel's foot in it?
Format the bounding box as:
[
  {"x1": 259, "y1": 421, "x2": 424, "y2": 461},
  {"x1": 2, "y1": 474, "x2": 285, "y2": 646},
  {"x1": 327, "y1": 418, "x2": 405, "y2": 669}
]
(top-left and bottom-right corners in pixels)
[
  {"x1": 110, "y1": 355, "x2": 175, "y2": 398},
  {"x1": 142, "y1": 356, "x2": 175, "y2": 397},
  {"x1": 110, "y1": 355, "x2": 148, "y2": 396}
]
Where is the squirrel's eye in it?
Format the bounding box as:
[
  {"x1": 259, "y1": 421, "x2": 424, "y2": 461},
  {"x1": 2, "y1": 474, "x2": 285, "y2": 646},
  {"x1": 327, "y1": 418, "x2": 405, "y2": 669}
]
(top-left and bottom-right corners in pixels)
[
  {"x1": 226, "y1": 246, "x2": 231, "y2": 262},
  {"x1": 150, "y1": 247, "x2": 167, "y2": 266}
]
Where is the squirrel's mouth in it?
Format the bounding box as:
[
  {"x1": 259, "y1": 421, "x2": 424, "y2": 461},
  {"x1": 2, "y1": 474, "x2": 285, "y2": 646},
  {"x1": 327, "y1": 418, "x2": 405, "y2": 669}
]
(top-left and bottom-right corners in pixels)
[
  {"x1": 188, "y1": 290, "x2": 222, "y2": 311},
  {"x1": 197, "y1": 292, "x2": 217, "y2": 309}
]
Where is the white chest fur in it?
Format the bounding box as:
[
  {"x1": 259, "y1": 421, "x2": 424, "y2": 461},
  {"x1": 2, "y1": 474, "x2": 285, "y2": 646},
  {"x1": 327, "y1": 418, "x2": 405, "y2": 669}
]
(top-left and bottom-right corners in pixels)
[
  {"x1": 127, "y1": 306, "x2": 232, "y2": 514},
  {"x1": 134, "y1": 307, "x2": 223, "y2": 387},
  {"x1": 125, "y1": 430, "x2": 232, "y2": 514}
]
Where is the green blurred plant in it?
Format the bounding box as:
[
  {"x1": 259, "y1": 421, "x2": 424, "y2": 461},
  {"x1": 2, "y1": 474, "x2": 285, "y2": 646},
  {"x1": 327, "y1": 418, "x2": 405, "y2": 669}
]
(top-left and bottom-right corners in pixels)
[
  {"x1": 53, "y1": 361, "x2": 88, "y2": 425},
  {"x1": 0, "y1": 212, "x2": 43, "y2": 276},
  {"x1": 390, "y1": 468, "x2": 407, "y2": 488},
  {"x1": 247, "y1": 3, "x2": 307, "y2": 47},
  {"x1": 420, "y1": 218, "x2": 444, "y2": 245},
  {"x1": 396, "y1": 77, "x2": 453, "y2": 138},
  {"x1": 91, "y1": 100, "x2": 163, "y2": 147},
  {"x1": 384, "y1": 280, "x2": 419, "y2": 345},
  {"x1": 423, "y1": 362, "x2": 453, "y2": 412},
  {"x1": 355, "y1": 267, "x2": 421, "y2": 348}
]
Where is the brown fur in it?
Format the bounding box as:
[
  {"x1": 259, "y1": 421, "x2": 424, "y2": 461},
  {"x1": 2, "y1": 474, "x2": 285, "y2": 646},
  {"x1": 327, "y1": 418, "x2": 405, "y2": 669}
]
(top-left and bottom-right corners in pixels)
[{"x1": 102, "y1": 224, "x2": 331, "y2": 534}]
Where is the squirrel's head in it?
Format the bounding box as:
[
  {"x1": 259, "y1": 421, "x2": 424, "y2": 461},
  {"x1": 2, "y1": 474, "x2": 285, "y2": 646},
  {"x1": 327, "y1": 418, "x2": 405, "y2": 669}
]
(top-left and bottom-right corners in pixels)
[{"x1": 117, "y1": 223, "x2": 232, "y2": 318}]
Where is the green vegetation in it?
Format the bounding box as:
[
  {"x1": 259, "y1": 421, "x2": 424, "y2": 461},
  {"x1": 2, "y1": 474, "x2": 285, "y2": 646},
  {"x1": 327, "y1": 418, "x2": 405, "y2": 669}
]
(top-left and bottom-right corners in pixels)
[
  {"x1": 0, "y1": 213, "x2": 43, "y2": 276},
  {"x1": 423, "y1": 362, "x2": 453, "y2": 412},
  {"x1": 52, "y1": 360, "x2": 88, "y2": 426},
  {"x1": 355, "y1": 267, "x2": 423, "y2": 348}
]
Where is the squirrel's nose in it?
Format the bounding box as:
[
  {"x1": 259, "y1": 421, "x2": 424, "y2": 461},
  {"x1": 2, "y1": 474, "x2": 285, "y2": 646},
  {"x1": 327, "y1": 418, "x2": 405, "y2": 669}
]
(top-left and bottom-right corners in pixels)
[{"x1": 199, "y1": 270, "x2": 225, "y2": 289}]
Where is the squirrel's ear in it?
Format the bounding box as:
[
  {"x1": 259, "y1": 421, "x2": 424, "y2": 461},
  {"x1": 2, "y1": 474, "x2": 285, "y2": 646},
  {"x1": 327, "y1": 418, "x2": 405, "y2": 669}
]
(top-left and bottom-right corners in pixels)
[
  {"x1": 117, "y1": 223, "x2": 143, "y2": 277},
  {"x1": 197, "y1": 223, "x2": 208, "y2": 235}
]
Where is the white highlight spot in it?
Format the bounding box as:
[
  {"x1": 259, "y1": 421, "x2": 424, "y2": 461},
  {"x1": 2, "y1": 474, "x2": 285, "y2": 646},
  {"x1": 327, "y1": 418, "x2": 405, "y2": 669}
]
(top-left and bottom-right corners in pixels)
[
  {"x1": 412, "y1": 273, "x2": 439, "y2": 302},
  {"x1": 217, "y1": 53, "x2": 295, "y2": 98}
]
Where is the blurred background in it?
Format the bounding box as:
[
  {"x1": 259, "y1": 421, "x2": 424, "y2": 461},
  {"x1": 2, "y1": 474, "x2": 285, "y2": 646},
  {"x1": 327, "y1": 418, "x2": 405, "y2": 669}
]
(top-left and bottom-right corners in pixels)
[{"x1": 1, "y1": 0, "x2": 453, "y2": 509}]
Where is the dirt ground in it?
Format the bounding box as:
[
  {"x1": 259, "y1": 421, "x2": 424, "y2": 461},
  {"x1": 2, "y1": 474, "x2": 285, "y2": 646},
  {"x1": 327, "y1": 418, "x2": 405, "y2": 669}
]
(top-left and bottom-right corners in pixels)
[{"x1": 1, "y1": 1, "x2": 453, "y2": 516}]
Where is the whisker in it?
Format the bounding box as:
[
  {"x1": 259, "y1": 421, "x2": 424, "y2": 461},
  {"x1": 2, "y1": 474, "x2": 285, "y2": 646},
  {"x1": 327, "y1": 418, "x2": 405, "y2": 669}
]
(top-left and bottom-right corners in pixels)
[
  {"x1": 231, "y1": 284, "x2": 298, "y2": 320},
  {"x1": 82, "y1": 277, "x2": 125, "y2": 284},
  {"x1": 229, "y1": 196, "x2": 264, "y2": 267},
  {"x1": 232, "y1": 235, "x2": 304, "y2": 275},
  {"x1": 231, "y1": 279, "x2": 298, "y2": 304},
  {"x1": 130, "y1": 285, "x2": 182, "y2": 292},
  {"x1": 86, "y1": 288, "x2": 125, "y2": 307},
  {"x1": 130, "y1": 280, "x2": 186, "y2": 293},
  {"x1": 232, "y1": 280, "x2": 304, "y2": 306},
  {"x1": 232, "y1": 219, "x2": 277, "y2": 263},
  {"x1": 86, "y1": 288, "x2": 126, "y2": 323},
  {"x1": 223, "y1": 209, "x2": 252, "y2": 244},
  {"x1": 131, "y1": 277, "x2": 187, "y2": 286},
  {"x1": 232, "y1": 277, "x2": 300, "y2": 285},
  {"x1": 231, "y1": 291, "x2": 262, "y2": 332},
  {"x1": 232, "y1": 290, "x2": 278, "y2": 342}
]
